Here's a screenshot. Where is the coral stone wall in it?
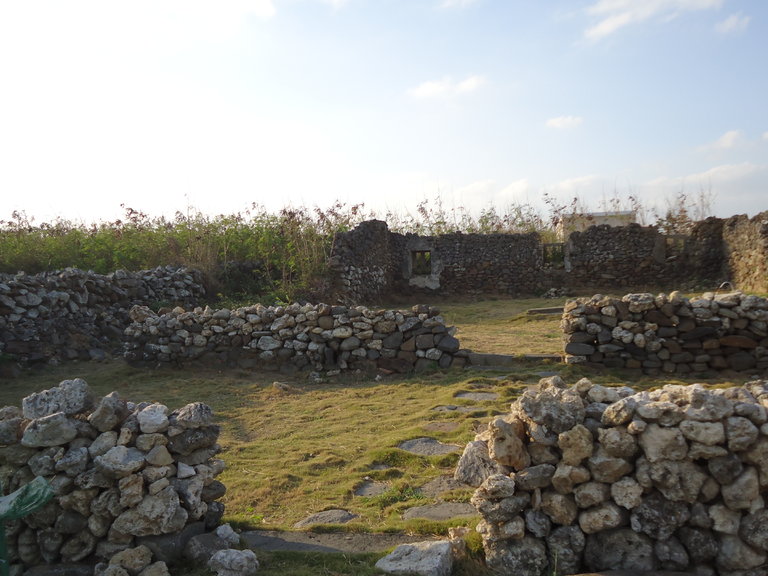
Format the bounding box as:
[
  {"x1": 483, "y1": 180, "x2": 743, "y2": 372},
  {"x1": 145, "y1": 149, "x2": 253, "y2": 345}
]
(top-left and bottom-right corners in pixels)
[
  {"x1": 455, "y1": 376, "x2": 768, "y2": 576},
  {"x1": 0, "y1": 267, "x2": 205, "y2": 365},
  {"x1": 723, "y1": 213, "x2": 768, "y2": 295},
  {"x1": 330, "y1": 213, "x2": 768, "y2": 303},
  {"x1": 0, "y1": 379, "x2": 225, "y2": 574},
  {"x1": 564, "y1": 224, "x2": 667, "y2": 289},
  {"x1": 562, "y1": 292, "x2": 768, "y2": 375},
  {"x1": 327, "y1": 219, "x2": 393, "y2": 304},
  {"x1": 390, "y1": 231, "x2": 544, "y2": 296},
  {"x1": 123, "y1": 303, "x2": 467, "y2": 373}
]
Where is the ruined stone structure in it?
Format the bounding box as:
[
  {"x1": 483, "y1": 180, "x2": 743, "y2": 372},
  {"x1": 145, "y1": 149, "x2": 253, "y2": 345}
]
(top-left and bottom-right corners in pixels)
[
  {"x1": 329, "y1": 212, "x2": 768, "y2": 303},
  {"x1": 455, "y1": 376, "x2": 768, "y2": 576},
  {"x1": 123, "y1": 302, "x2": 466, "y2": 373},
  {"x1": 0, "y1": 379, "x2": 225, "y2": 574},
  {"x1": 562, "y1": 291, "x2": 768, "y2": 375},
  {"x1": 0, "y1": 266, "x2": 206, "y2": 368}
]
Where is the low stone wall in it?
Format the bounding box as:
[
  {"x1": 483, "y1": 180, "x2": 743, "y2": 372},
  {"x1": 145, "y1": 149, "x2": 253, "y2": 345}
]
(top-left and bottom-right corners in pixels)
[
  {"x1": 0, "y1": 267, "x2": 206, "y2": 365},
  {"x1": 454, "y1": 376, "x2": 768, "y2": 576},
  {"x1": 123, "y1": 303, "x2": 467, "y2": 373},
  {"x1": 0, "y1": 379, "x2": 225, "y2": 574},
  {"x1": 562, "y1": 291, "x2": 768, "y2": 375}
]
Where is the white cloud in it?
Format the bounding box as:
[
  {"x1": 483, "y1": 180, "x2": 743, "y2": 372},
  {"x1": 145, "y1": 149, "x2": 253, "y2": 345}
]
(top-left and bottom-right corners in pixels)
[
  {"x1": 647, "y1": 162, "x2": 763, "y2": 190},
  {"x1": 716, "y1": 12, "x2": 750, "y2": 34},
  {"x1": 456, "y1": 179, "x2": 496, "y2": 197},
  {"x1": 498, "y1": 179, "x2": 530, "y2": 198},
  {"x1": 762, "y1": 131, "x2": 768, "y2": 141},
  {"x1": 698, "y1": 129, "x2": 744, "y2": 151},
  {"x1": 408, "y1": 75, "x2": 485, "y2": 99},
  {"x1": 644, "y1": 163, "x2": 766, "y2": 218},
  {"x1": 584, "y1": 0, "x2": 723, "y2": 41},
  {"x1": 693, "y1": 162, "x2": 762, "y2": 182},
  {"x1": 439, "y1": 0, "x2": 480, "y2": 8},
  {"x1": 545, "y1": 116, "x2": 584, "y2": 129},
  {"x1": 713, "y1": 129, "x2": 744, "y2": 149},
  {"x1": 547, "y1": 175, "x2": 603, "y2": 194},
  {"x1": 320, "y1": 0, "x2": 350, "y2": 8}
]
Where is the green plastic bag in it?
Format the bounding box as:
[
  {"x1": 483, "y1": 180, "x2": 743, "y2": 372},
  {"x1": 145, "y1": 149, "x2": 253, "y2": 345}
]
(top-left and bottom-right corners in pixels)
[{"x1": 0, "y1": 476, "x2": 54, "y2": 576}]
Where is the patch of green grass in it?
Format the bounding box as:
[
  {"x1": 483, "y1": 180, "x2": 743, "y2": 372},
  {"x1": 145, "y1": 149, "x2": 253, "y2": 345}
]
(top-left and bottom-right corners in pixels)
[
  {"x1": 197, "y1": 550, "x2": 387, "y2": 576},
  {"x1": 365, "y1": 484, "x2": 425, "y2": 510},
  {"x1": 438, "y1": 297, "x2": 564, "y2": 355}
]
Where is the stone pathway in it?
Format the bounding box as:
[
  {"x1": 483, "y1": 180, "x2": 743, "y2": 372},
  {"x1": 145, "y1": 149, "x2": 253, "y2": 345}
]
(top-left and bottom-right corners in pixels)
[
  {"x1": 454, "y1": 391, "x2": 499, "y2": 402},
  {"x1": 241, "y1": 530, "x2": 441, "y2": 554},
  {"x1": 398, "y1": 437, "x2": 462, "y2": 455},
  {"x1": 354, "y1": 479, "x2": 389, "y2": 497},
  {"x1": 402, "y1": 502, "x2": 477, "y2": 521},
  {"x1": 292, "y1": 509, "x2": 358, "y2": 528},
  {"x1": 421, "y1": 421, "x2": 459, "y2": 433},
  {"x1": 432, "y1": 404, "x2": 483, "y2": 413}
]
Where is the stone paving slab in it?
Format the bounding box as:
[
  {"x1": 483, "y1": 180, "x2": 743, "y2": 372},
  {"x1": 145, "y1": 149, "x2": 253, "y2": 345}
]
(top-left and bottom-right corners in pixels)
[
  {"x1": 401, "y1": 502, "x2": 477, "y2": 521},
  {"x1": 454, "y1": 391, "x2": 499, "y2": 401},
  {"x1": 354, "y1": 479, "x2": 389, "y2": 497},
  {"x1": 242, "y1": 530, "x2": 441, "y2": 554},
  {"x1": 398, "y1": 437, "x2": 462, "y2": 455},
  {"x1": 292, "y1": 509, "x2": 358, "y2": 528}
]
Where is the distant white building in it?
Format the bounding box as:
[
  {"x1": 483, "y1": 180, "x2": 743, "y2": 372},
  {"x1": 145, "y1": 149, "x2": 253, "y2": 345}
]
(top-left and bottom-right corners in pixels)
[{"x1": 556, "y1": 210, "x2": 636, "y2": 240}]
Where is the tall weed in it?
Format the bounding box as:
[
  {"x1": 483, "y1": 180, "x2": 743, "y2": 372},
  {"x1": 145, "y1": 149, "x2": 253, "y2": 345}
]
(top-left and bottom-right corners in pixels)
[{"x1": 0, "y1": 188, "x2": 713, "y2": 304}]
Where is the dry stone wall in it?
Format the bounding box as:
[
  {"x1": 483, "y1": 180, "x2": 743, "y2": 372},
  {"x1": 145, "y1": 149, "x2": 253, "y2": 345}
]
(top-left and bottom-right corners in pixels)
[
  {"x1": 454, "y1": 376, "x2": 768, "y2": 576},
  {"x1": 123, "y1": 303, "x2": 467, "y2": 374},
  {"x1": 723, "y1": 214, "x2": 768, "y2": 295},
  {"x1": 330, "y1": 212, "x2": 768, "y2": 303},
  {"x1": 0, "y1": 378, "x2": 225, "y2": 574},
  {"x1": 327, "y1": 219, "x2": 393, "y2": 304},
  {"x1": 562, "y1": 291, "x2": 768, "y2": 376},
  {"x1": 0, "y1": 267, "x2": 206, "y2": 366},
  {"x1": 389, "y1": 231, "x2": 543, "y2": 296},
  {"x1": 563, "y1": 224, "x2": 667, "y2": 289}
]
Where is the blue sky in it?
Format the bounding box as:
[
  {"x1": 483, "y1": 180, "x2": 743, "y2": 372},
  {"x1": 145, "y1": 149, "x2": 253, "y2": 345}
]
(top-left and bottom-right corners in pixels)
[{"x1": 1, "y1": 0, "x2": 766, "y2": 226}]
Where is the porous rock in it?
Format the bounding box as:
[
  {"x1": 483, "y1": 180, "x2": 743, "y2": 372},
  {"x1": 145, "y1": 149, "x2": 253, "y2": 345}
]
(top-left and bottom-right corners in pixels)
[{"x1": 375, "y1": 540, "x2": 452, "y2": 576}]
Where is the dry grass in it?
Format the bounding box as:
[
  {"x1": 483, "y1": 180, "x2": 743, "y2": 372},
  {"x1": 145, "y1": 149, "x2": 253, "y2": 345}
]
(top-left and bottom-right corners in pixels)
[
  {"x1": 439, "y1": 297, "x2": 564, "y2": 355},
  {"x1": 0, "y1": 295, "x2": 750, "y2": 576}
]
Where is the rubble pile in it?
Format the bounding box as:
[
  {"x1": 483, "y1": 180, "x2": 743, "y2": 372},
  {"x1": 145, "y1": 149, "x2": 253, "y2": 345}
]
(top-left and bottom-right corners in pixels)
[{"x1": 0, "y1": 379, "x2": 225, "y2": 574}]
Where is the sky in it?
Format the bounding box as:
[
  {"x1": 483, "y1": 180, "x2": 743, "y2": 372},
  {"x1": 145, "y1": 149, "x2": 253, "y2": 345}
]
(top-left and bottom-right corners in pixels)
[{"x1": 1, "y1": 0, "x2": 767, "y2": 227}]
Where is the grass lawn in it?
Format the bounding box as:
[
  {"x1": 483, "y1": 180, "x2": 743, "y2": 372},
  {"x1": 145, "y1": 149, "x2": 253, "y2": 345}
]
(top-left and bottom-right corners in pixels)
[
  {"x1": 438, "y1": 296, "x2": 564, "y2": 355},
  {"x1": 0, "y1": 296, "x2": 749, "y2": 575}
]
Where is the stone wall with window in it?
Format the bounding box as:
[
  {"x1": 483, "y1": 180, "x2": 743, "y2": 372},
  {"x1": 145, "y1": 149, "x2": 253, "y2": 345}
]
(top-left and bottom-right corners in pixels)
[{"x1": 329, "y1": 212, "x2": 768, "y2": 304}]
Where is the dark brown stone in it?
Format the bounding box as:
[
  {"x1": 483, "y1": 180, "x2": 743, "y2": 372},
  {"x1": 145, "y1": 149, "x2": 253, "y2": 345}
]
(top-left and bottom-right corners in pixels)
[{"x1": 719, "y1": 335, "x2": 758, "y2": 349}]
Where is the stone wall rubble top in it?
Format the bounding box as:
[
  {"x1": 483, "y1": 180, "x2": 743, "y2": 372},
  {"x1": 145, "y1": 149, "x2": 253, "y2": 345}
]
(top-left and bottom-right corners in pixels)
[
  {"x1": 0, "y1": 378, "x2": 225, "y2": 574},
  {"x1": 562, "y1": 291, "x2": 768, "y2": 375},
  {"x1": 455, "y1": 375, "x2": 768, "y2": 575}
]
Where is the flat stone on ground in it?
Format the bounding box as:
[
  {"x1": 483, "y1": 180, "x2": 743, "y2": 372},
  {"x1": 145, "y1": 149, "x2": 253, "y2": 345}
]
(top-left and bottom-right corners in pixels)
[
  {"x1": 455, "y1": 392, "x2": 499, "y2": 402},
  {"x1": 293, "y1": 509, "x2": 358, "y2": 528},
  {"x1": 242, "y1": 530, "x2": 441, "y2": 554},
  {"x1": 422, "y1": 422, "x2": 460, "y2": 433},
  {"x1": 419, "y1": 475, "x2": 470, "y2": 498},
  {"x1": 402, "y1": 502, "x2": 477, "y2": 521},
  {"x1": 398, "y1": 438, "x2": 462, "y2": 456},
  {"x1": 354, "y1": 480, "x2": 390, "y2": 497},
  {"x1": 432, "y1": 405, "x2": 482, "y2": 413}
]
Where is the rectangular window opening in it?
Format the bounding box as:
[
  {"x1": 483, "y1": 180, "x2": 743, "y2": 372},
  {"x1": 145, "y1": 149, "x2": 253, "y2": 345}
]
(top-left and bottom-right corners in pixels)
[
  {"x1": 543, "y1": 243, "x2": 565, "y2": 267},
  {"x1": 411, "y1": 250, "x2": 432, "y2": 275}
]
